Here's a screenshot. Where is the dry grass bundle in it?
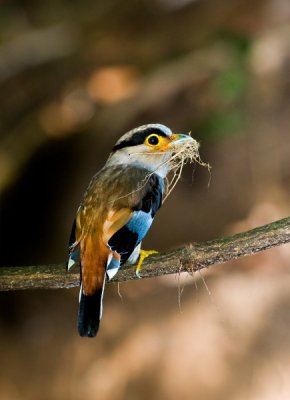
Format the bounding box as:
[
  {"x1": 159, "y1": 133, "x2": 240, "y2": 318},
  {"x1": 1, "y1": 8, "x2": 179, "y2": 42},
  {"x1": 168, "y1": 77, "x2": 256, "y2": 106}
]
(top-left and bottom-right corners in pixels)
[{"x1": 163, "y1": 135, "x2": 210, "y2": 201}]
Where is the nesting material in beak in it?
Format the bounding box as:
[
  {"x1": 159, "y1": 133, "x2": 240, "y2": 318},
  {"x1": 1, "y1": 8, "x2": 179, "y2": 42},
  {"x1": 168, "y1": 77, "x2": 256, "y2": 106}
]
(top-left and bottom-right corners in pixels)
[{"x1": 163, "y1": 132, "x2": 210, "y2": 201}]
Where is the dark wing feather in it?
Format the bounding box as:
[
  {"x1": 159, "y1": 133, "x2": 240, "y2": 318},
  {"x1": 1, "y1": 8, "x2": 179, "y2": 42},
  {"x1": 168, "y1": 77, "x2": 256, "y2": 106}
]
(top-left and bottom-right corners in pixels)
[
  {"x1": 132, "y1": 173, "x2": 164, "y2": 216},
  {"x1": 68, "y1": 218, "x2": 77, "y2": 250}
]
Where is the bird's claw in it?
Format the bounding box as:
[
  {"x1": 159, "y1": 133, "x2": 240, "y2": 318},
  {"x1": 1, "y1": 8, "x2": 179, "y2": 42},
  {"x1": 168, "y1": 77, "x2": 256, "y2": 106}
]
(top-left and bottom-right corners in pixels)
[{"x1": 135, "y1": 249, "x2": 158, "y2": 279}]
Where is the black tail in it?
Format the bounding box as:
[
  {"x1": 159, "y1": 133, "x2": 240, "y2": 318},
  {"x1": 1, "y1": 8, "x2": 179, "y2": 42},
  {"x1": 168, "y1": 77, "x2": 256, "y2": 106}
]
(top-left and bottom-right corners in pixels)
[{"x1": 78, "y1": 284, "x2": 104, "y2": 338}]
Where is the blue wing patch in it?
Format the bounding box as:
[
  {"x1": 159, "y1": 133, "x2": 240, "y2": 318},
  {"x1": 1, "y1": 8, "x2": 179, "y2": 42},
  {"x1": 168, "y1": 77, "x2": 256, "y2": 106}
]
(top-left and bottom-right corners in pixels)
[{"x1": 126, "y1": 211, "x2": 153, "y2": 242}]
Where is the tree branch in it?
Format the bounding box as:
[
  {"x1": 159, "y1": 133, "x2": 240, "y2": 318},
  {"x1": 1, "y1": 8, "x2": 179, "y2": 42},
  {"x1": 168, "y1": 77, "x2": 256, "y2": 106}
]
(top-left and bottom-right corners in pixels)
[{"x1": 1, "y1": 217, "x2": 290, "y2": 291}]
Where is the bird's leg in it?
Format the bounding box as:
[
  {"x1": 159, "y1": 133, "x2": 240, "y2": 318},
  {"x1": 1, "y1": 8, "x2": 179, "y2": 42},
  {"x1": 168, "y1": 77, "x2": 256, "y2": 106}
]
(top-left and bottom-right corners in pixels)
[{"x1": 135, "y1": 249, "x2": 158, "y2": 279}]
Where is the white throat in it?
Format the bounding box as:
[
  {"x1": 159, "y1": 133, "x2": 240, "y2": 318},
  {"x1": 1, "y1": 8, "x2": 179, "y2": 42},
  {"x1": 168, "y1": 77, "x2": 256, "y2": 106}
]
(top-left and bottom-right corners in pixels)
[{"x1": 106, "y1": 149, "x2": 172, "y2": 178}]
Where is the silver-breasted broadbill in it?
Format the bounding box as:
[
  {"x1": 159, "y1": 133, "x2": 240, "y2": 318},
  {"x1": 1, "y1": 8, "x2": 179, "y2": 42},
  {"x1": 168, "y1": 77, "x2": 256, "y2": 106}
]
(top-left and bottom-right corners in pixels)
[{"x1": 68, "y1": 123, "x2": 195, "y2": 337}]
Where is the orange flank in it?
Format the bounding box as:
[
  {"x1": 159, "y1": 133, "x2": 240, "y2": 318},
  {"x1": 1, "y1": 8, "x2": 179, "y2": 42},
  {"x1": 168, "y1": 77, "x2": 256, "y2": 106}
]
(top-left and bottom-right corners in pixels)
[{"x1": 80, "y1": 234, "x2": 109, "y2": 296}]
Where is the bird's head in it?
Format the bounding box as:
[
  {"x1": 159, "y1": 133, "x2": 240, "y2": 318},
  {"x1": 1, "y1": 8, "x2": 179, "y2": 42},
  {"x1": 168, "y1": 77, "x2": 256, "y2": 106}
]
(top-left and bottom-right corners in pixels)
[{"x1": 106, "y1": 124, "x2": 200, "y2": 178}]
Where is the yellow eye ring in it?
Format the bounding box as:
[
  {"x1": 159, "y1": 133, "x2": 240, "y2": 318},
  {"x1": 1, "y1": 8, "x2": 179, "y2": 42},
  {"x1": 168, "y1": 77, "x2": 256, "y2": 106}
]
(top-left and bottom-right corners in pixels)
[{"x1": 146, "y1": 134, "x2": 160, "y2": 146}]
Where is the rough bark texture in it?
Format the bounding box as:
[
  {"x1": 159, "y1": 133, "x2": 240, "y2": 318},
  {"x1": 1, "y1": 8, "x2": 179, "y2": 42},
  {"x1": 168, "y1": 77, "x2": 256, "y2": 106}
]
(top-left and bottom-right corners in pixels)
[{"x1": 1, "y1": 217, "x2": 290, "y2": 291}]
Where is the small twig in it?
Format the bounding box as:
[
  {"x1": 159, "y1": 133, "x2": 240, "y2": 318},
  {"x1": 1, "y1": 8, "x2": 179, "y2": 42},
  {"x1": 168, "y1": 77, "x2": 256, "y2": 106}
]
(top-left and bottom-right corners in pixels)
[{"x1": 1, "y1": 217, "x2": 290, "y2": 292}]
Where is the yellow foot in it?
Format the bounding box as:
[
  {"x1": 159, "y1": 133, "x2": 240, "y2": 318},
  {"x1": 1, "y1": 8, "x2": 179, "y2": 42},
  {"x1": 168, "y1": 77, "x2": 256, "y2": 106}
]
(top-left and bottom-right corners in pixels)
[{"x1": 135, "y1": 249, "x2": 158, "y2": 279}]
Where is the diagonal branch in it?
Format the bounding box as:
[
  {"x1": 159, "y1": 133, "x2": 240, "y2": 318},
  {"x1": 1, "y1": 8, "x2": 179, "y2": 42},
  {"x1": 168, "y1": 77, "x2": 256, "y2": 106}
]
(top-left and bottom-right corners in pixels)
[{"x1": 1, "y1": 217, "x2": 290, "y2": 291}]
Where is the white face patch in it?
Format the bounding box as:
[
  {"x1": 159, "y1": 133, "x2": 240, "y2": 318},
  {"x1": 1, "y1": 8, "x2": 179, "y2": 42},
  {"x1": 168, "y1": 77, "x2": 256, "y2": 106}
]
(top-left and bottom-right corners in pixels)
[
  {"x1": 106, "y1": 123, "x2": 176, "y2": 177},
  {"x1": 106, "y1": 143, "x2": 173, "y2": 177}
]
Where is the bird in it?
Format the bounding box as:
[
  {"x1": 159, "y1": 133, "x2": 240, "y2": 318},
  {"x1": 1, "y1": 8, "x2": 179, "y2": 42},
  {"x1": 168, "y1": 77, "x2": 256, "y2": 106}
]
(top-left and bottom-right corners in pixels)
[{"x1": 68, "y1": 123, "x2": 195, "y2": 337}]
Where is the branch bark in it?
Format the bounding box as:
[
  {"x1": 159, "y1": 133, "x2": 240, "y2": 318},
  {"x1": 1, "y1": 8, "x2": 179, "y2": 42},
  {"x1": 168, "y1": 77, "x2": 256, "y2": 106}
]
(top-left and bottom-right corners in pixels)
[{"x1": 1, "y1": 217, "x2": 290, "y2": 291}]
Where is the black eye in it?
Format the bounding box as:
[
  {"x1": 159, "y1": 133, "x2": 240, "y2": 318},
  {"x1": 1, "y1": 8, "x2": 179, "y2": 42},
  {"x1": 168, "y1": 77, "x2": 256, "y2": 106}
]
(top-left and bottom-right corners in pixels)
[{"x1": 148, "y1": 135, "x2": 159, "y2": 145}]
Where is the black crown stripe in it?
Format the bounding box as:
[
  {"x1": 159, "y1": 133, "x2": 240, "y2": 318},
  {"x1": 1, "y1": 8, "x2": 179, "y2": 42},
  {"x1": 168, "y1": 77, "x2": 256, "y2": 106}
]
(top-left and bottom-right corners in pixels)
[{"x1": 112, "y1": 127, "x2": 169, "y2": 152}]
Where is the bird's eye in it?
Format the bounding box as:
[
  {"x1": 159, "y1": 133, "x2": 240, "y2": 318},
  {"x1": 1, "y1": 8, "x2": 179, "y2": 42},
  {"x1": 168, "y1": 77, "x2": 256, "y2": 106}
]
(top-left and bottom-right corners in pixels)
[{"x1": 147, "y1": 134, "x2": 159, "y2": 146}]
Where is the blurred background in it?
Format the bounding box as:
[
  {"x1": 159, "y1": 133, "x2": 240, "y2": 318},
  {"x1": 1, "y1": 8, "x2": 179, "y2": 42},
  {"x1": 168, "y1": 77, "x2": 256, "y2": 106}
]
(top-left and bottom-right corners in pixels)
[{"x1": 1, "y1": 0, "x2": 290, "y2": 399}]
